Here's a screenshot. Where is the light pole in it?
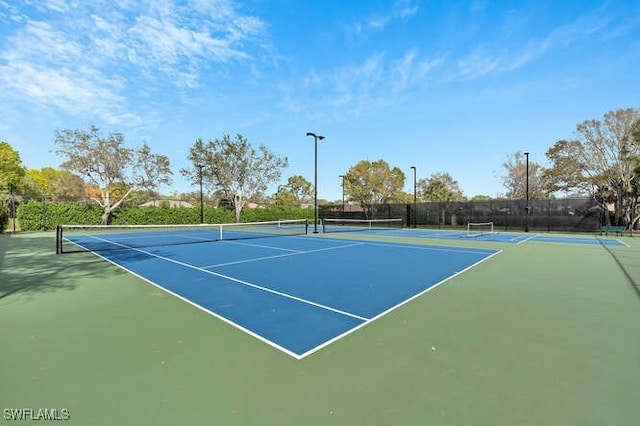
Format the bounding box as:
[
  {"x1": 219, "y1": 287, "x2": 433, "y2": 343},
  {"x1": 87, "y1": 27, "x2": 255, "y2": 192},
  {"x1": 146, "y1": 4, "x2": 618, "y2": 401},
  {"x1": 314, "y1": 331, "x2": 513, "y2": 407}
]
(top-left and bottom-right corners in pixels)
[
  {"x1": 306, "y1": 132, "x2": 324, "y2": 233},
  {"x1": 524, "y1": 152, "x2": 530, "y2": 232},
  {"x1": 41, "y1": 194, "x2": 47, "y2": 230},
  {"x1": 410, "y1": 166, "x2": 416, "y2": 228},
  {"x1": 196, "y1": 164, "x2": 205, "y2": 224},
  {"x1": 339, "y1": 175, "x2": 345, "y2": 219},
  {"x1": 9, "y1": 183, "x2": 15, "y2": 233}
]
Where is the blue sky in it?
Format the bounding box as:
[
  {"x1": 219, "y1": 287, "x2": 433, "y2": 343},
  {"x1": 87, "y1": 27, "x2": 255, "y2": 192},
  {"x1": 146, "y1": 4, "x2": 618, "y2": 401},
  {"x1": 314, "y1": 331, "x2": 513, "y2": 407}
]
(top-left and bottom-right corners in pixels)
[{"x1": 1, "y1": 0, "x2": 639, "y2": 201}]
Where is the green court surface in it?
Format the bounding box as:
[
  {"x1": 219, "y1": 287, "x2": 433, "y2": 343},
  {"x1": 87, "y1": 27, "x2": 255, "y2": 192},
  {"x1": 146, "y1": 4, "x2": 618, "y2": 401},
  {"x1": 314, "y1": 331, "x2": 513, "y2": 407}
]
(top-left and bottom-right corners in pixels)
[{"x1": 1, "y1": 232, "x2": 639, "y2": 425}]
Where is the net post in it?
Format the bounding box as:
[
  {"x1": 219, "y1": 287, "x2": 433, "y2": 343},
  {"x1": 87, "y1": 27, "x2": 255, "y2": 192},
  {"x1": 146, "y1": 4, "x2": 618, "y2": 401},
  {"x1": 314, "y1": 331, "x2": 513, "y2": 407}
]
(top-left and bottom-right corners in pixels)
[
  {"x1": 305, "y1": 218, "x2": 309, "y2": 234},
  {"x1": 55, "y1": 225, "x2": 61, "y2": 254},
  {"x1": 218, "y1": 224, "x2": 223, "y2": 241}
]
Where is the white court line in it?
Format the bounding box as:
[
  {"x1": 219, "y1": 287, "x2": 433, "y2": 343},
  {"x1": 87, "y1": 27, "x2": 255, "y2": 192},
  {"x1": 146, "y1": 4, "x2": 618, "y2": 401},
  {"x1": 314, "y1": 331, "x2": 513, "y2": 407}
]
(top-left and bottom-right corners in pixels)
[
  {"x1": 72, "y1": 234, "x2": 502, "y2": 359},
  {"x1": 84, "y1": 234, "x2": 368, "y2": 323},
  {"x1": 219, "y1": 239, "x2": 303, "y2": 253},
  {"x1": 297, "y1": 248, "x2": 504, "y2": 359},
  {"x1": 343, "y1": 239, "x2": 500, "y2": 255},
  {"x1": 516, "y1": 234, "x2": 538, "y2": 244},
  {"x1": 615, "y1": 238, "x2": 631, "y2": 247},
  {"x1": 202, "y1": 242, "x2": 365, "y2": 269},
  {"x1": 70, "y1": 244, "x2": 305, "y2": 359}
]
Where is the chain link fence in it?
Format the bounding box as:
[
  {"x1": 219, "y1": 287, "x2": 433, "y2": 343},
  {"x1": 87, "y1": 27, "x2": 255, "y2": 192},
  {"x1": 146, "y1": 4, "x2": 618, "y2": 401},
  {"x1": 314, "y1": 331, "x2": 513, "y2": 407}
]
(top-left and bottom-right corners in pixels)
[{"x1": 319, "y1": 198, "x2": 603, "y2": 233}]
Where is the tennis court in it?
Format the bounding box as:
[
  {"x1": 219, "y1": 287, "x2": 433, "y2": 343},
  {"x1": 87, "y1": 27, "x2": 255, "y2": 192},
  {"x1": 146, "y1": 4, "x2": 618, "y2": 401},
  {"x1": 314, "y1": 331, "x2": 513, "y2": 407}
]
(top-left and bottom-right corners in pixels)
[
  {"x1": 1, "y1": 225, "x2": 638, "y2": 426},
  {"x1": 57, "y1": 220, "x2": 500, "y2": 358},
  {"x1": 320, "y1": 218, "x2": 627, "y2": 246}
]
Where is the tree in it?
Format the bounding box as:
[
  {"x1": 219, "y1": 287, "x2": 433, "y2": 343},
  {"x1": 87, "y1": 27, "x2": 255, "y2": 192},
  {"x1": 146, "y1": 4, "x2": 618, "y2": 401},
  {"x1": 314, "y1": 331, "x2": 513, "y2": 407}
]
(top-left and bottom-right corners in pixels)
[
  {"x1": 272, "y1": 188, "x2": 296, "y2": 207},
  {"x1": 182, "y1": 134, "x2": 288, "y2": 223},
  {"x1": 417, "y1": 172, "x2": 465, "y2": 225},
  {"x1": 543, "y1": 140, "x2": 591, "y2": 196},
  {"x1": 55, "y1": 126, "x2": 173, "y2": 224},
  {"x1": 632, "y1": 118, "x2": 640, "y2": 144},
  {"x1": 0, "y1": 141, "x2": 26, "y2": 193},
  {"x1": 344, "y1": 160, "x2": 405, "y2": 219},
  {"x1": 544, "y1": 108, "x2": 640, "y2": 227},
  {"x1": 500, "y1": 151, "x2": 547, "y2": 199},
  {"x1": 23, "y1": 167, "x2": 86, "y2": 201},
  {"x1": 273, "y1": 175, "x2": 313, "y2": 207},
  {"x1": 284, "y1": 175, "x2": 313, "y2": 203},
  {"x1": 417, "y1": 172, "x2": 466, "y2": 202}
]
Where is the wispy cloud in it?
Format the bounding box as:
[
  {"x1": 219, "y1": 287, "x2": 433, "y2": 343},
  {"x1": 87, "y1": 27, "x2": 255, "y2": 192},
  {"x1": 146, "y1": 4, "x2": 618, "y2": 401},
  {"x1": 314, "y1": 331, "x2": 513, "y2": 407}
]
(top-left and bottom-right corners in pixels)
[
  {"x1": 280, "y1": 49, "x2": 442, "y2": 120},
  {"x1": 452, "y1": 5, "x2": 619, "y2": 81},
  {"x1": 0, "y1": 0, "x2": 270, "y2": 124},
  {"x1": 352, "y1": 0, "x2": 419, "y2": 33}
]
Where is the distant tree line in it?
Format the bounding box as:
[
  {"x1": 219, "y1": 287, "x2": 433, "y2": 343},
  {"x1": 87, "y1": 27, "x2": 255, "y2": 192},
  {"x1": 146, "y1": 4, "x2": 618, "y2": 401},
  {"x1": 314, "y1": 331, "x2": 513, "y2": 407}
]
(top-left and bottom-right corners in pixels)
[{"x1": 1, "y1": 107, "x2": 638, "y2": 229}]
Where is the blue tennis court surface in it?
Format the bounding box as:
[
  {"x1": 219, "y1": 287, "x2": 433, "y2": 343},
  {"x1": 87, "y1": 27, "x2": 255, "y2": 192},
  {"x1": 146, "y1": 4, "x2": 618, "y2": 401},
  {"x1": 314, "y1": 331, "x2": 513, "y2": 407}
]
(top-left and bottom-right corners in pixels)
[
  {"x1": 332, "y1": 228, "x2": 626, "y2": 246},
  {"x1": 64, "y1": 231, "x2": 500, "y2": 359}
]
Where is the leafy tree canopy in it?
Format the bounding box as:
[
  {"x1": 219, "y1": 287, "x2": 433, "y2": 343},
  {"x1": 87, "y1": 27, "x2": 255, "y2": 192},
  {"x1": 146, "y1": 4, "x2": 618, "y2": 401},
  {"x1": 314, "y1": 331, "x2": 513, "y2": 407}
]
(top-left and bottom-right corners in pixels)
[
  {"x1": 0, "y1": 141, "x2": 26, "y2": 192},
  {"x1": 23, "y1": 167, "x2": 86, "y2": 201},
  {"x1": 273, "y1": 175, "x2": 313, "y2": 207},
  {"x1": 500, "y1": 151, "x2": 547, "y2": 199},
  {"x1": 182, "y1": 134, "x2": 288, "y2": 222},
  {"x1": 543, "y1": 108, "x2": 640, "y2": 226},
  {"x1": 55, "y1": 125, "x2": 172, "y2": 224},
  {"x1": 418, "y1": 172, "x2": 466, "y2": 202},
  {"x1": 344, "y1": 159, "x2": 405, "y2": 218}
]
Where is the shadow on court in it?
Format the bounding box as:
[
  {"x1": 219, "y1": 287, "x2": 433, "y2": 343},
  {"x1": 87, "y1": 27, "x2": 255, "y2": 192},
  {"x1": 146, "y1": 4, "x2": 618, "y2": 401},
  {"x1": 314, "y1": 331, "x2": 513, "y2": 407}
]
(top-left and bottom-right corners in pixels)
[
  {"x1": 0, "y1": 233, "x2": 117, "y2": 301},
  {"x1": 598, "y1": 237, "x2": 640, "y2": 300}
]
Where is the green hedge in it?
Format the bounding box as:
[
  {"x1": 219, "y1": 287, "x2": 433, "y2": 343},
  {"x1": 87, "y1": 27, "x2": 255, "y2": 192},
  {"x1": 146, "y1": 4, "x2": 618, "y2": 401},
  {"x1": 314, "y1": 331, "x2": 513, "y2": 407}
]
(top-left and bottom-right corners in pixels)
[
  {"x1": 16, "y1": 200, "x2": 315, "y2": 231},
  {"x1": 0, "y1": 203, "x2": 8, "y2": 233},
  {"x1": 16, "y1": 200, "x2": 103, "y2": 231}
]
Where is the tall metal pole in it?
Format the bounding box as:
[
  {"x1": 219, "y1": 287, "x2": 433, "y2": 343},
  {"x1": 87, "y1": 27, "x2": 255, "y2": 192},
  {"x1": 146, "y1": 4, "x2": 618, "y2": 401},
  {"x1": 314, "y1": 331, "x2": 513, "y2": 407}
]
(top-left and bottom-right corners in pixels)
[
  {"x1": 196, "y1": 164, "x2": 204, "y2": 224},
  {"x1": 42, "y1": 194, "x2": 46, "y2": 231},
  {"x1": 339, "y1": 175, "x2": 345, "y2": 219},
  {"x1": 410, "y1": 166, "x2": 416, "y2": 228},
  {"x1": 306, "y1": 132, "x2": 324, "y2": 233},
  {"x1": 524, "y1": 152, "x2": 530, "y2": 232},
  {"x1": 9, "y1": 183, "x2": 15, "y2": 234}
]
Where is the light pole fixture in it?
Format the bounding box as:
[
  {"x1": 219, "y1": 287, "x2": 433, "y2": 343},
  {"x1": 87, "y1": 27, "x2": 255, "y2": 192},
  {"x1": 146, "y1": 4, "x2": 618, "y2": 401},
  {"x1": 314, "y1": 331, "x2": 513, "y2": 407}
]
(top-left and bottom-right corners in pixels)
[
  {"x1": 410, "y1": 166, "x2": 416, "y2": 228},
  {"x1": 306, "y1": 132, "x2": 325, "y2": 233},
  {"x1": 339, "y1": 175, "x2": 345, "y2": 219},
  {"x1": 524, "y1": 152, "x2": 530, "y2": 232},
  {"x1": 196, "y1": 164, "x2": 205, "y2": 224}
]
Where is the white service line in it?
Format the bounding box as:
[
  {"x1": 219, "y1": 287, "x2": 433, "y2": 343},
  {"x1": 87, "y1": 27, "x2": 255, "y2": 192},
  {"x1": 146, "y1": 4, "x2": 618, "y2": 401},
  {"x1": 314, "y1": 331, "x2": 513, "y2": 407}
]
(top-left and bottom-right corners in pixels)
[
  {"x1": 219, "y1": 239, "x2": 303, "y2": 253},
  {"x1": 202, "y1": 241, "x2": 366, "y2": 268},
  {"x1": 516, "y1": 234, "x2": 538, "y2": 244},
  {"x1": 85, "y1": 234, "x2": 369, "y2": 322}
]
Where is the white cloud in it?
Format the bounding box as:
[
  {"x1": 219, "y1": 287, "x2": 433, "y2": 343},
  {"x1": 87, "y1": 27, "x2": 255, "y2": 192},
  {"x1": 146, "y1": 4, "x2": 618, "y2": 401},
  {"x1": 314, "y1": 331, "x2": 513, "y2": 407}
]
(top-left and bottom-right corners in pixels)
[
  {"x1": 391, "y1": 50, "x2": 443, "y2": 91},
  {"x1": 393, "y1": 0, "x2": 419, "y2": 20},
  {"x1": 452, "y1": 6, "x2": 618, "y2": 81},
  {"x1": 455, "y1": 49, "x2": 500, "y2": 80},
  {"x1": 281, "y1": 50, "x2": 442, "y2": 120},
  {"x1": 351, "y1": 0, "x2": 419, "y2": 33},
  {"x1": 0, "y1": 0, "x2": 269, "y2": 124}
]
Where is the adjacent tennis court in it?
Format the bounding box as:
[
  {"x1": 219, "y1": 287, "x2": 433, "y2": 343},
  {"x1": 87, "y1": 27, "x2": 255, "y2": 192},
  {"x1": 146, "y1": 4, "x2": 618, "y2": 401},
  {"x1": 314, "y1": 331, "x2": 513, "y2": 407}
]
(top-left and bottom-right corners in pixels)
[
  {"x1": 57, "y1": 220, "x2": 500, "y2": 358},
  {"x1": 321, "y1": 218, "x2": 627, "y2": 246}
]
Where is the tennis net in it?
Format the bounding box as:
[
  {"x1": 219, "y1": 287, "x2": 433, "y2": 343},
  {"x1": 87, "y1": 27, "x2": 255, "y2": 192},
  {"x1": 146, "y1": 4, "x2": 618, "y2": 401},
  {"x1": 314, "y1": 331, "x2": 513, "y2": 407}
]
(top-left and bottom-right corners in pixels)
[
  {"x1": 321, "y1": 218, "x2": 404, "y2": 233},
  {"x1": 466, "y1": 221, "x2": 494, "y2": 238},
  {"x1": 56, "y1": 219, "x2": 308, "y2": 254}
]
